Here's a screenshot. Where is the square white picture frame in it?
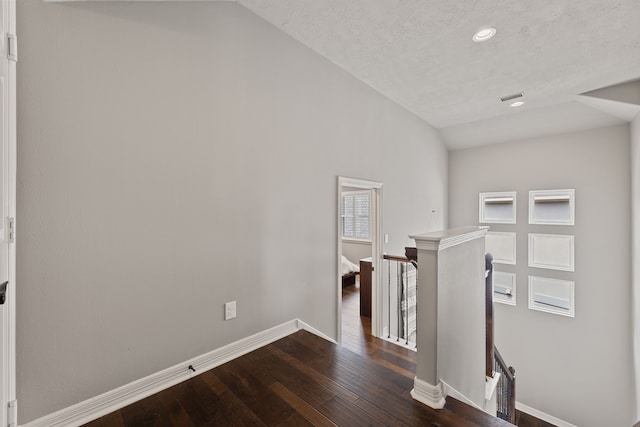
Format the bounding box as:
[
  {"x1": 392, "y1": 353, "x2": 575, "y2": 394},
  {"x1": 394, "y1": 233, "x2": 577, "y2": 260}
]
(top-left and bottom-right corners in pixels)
[
  {"x1": 479, "y1": 191, "x2": 517, "y2": 224},
  {"x1": 485, "y1": 232, "x2": 517, "y2": 265},
  {"x1": 528, "y1": 233, "x2": 574, "y2": 272},
  {"x1": 528, "y1": 276, "x2": 575, "y2": 317},
  {"x1": 529, "y1": 189, "x2": 575, "y2": 225},
  {"x1": 493, "y1": 271, "x2": 516, "y2": 306}
]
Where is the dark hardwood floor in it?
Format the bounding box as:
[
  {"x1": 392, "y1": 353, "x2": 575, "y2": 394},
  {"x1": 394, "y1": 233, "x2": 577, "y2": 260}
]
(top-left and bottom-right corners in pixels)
[
  {"x1": 340, "y1": 281, "x2": 417, "y2": 379},
  {"x1": 81, "y1": 282, "x2": 554, "y2": 427},
  {"x1": 342, "y1": 282, "x2": 555, "y2": 427}
]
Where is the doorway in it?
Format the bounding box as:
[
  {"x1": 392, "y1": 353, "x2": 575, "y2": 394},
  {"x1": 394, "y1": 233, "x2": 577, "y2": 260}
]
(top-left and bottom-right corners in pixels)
[{"x1": 336, "y1": 177, "x2": 382, "y2": 345}]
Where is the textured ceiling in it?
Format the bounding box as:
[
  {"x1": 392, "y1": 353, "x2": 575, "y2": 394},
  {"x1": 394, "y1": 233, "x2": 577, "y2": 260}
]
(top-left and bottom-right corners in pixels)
[{"x1": 236, "y1": 0, "x2": 640, "y2": 148}]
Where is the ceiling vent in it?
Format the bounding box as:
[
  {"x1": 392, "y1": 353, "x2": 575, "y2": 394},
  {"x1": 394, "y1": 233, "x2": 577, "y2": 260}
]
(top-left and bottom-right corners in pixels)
[{"x1": 500, "y1": 92, "x2": 524, "y2": 102}]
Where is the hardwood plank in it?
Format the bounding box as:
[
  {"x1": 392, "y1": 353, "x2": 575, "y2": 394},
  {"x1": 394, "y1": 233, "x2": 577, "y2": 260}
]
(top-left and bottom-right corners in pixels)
[
  {"x1": 165, "y1": 377, "x2": 221, "y2": 425},
  {"x1": 292, "y1": 331, "x2": 412, "y2": 395},
  {"x1": 367, "y1": 353, "x2": 416, "y2": 378},
  {"x1": 266, "y1": 344, "x2": 359, "y2": 403},
  {"x1": 370, "y1": 347, "x2": 416, "y2": 371},
  {"x1": 516, "y1": 410, "x2": 557, "y2": 427},
  {"x1": 319, "y1": 396, "x2": 391, "y2": 427},
  {"x1": 352, "y1": 396, "x2": 413, "y2": 426},
  {"x1": 275, "y1": 412, "x2": 315, "y2": 427},
  {"x1": 295, "y1": 332, "x2": 505, "y2": 427},
  {"x1": 198, "y1": 371, "x2": 267, "y2": 426},
  {"x1": 81, "y1": 419, "x2": 103, "y2": 427},
  {"x1": 154, "y1": 382, "x2": 198, "y2": 427},
  {"x1": 119, "y1": 394, "x2": 172, "y2": 427},
  {"x1": 241, "y1": 350, "x2": 336, "y2": 409},
  {"x1": 101, "y1": 411, "x2": 126, "y2": 427},
  {"x1": 270, "y1": 382, "x2": 338, "y2": 427},
  {"x1": 213, "y1": 358, "x2": 296, "y2": 425}
]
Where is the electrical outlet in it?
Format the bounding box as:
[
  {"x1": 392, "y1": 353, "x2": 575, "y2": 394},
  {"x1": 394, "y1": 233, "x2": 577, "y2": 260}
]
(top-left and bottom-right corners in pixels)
[{"x1": 225, "y1": 301, "x2": 237, "y2": 320}]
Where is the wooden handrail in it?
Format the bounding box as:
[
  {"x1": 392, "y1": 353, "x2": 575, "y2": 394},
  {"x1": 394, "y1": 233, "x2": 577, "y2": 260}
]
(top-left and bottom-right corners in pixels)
[
  {"x1": 405, "y1": 247, "x2": 417, "y2": 262},
  {"x1": 485, "y1": 253, "x2": 494, "y2": 378},
  {"x1": 383, "y1": 254, "x2": 411, "y2": 262},
  {"x1": 494, "y1": 347, "x2": 515, "y2": 382}
]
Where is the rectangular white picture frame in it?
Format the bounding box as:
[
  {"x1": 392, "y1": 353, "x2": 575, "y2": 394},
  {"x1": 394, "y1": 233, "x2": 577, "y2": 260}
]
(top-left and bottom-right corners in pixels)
[
  {"x1": 485, "y1": 232, "x2": 516, "y2": 265},
  {"x1": 529, "y1": 189, "x2": 575, "y2": 225},
  {"x1": 528, "y1": 276, "x2": 575, "y2": 317},
  {"x1": 479, "y1": 191, "x2": 517, "y2": 224},
  {"x1": 528, "y1": 233, "x2": 574, "y2": 271},
  {"x1": 493, "y1": 271, "x2": 516, "y2": 306}
]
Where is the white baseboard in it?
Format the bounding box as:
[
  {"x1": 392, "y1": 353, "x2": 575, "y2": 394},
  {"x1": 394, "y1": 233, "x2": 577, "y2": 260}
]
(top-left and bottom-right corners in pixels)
[
  {"x1": 17, "y1": 319, "x2": 583, "y2": 427},
  {"x1": 410, "y1": 376, "x2": 446, "y2": 409},
  {"x1": 22, "y1": 319, "x2": 305, "y2": 427},
  {"x1": 516, "y1": 401, "x2": 578, "y2": 427},
  {"x1": 296, "y1": 319, "x2": 337, "y2": 344}
]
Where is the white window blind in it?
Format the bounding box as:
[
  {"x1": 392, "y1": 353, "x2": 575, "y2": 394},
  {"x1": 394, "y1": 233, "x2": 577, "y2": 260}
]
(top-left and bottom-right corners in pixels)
[{"x1": 341, "y1": 191, "x2": 370, "y2": 240}]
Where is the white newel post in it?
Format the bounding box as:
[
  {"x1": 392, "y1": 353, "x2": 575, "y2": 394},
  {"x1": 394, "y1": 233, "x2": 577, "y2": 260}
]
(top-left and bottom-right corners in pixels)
[{"x1": 409, "y1": 227, "x2": 488, "y2": 410}]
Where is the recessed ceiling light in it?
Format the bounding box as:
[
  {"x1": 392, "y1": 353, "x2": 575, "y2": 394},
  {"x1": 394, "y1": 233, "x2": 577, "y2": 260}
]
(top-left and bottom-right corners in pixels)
[
  {"x1": 472, "y1": 27, "x2": 497, "y2": 42},
  {"x1": 510, "y1": 101, "x2": 525, "y2": 107}
]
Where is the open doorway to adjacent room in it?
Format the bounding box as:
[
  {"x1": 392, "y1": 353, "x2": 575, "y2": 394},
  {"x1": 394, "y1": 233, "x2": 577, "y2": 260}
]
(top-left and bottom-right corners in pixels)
[{"x1": 336, "y1": 177, "x2": 382, "y2": 349}]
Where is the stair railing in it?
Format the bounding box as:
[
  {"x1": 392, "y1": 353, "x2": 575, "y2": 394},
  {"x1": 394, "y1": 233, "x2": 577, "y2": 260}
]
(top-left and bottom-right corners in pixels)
[
  {"x1": 486, "y1": 252, "x2": 516, "y2": 424},
  {"x1": 382, "y1": 250, "x2": 417, "y2": 347},
  {"x1": 494, "y1": 347, "x2": 516, "y2": 424}
]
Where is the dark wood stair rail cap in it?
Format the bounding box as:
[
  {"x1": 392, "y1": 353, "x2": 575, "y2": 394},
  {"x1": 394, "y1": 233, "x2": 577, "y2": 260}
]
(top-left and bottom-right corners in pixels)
[{"x1": 405, "y1": 247, "x2": 417, "y2": 262}]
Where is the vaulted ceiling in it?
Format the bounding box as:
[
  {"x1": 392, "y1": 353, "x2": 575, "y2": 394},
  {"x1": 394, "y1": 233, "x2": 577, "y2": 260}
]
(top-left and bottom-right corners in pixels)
[
  {"x1": 233, "y1": 0, "x2": 640, "y2": 149},
  {"x1": 61, "y1": 0, "x2": 640, "y2": 148}
]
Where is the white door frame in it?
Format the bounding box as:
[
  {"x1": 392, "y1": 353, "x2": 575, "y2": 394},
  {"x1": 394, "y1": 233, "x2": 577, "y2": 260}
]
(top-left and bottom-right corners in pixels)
[
  {"x1": 1, "y1": 0, "x2": 17, "y2": 425},
  {"x1": 337, "y1": 177, "x2": 383, "y2": 343}
]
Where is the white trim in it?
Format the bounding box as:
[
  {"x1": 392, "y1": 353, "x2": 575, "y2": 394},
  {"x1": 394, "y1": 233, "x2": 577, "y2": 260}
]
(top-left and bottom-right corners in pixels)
[
  {"x1": 485, "y1": 231, "x2": 517, "y2": 265},
  {"x1": 16, "y1": 317, "x2": 583, "y2": 427},
  {"x1": 296, "y1": 319, "x2": 337, "y2": 344},
  {"x1": 338, "y1": 177, "x2": 383, "y2": 190},
  {"x1": 485, "y1": 373, "x2": 500, "y2": 401},
  {"x1": 528, "y1": 233, "x2": 575, "y2": 271},
  {"x1": 484, "y1": 197, "x2": 514, "y2": 203},
  {"x1": 410, "y1": 226, "x2": 488, "y2": 252},
  {"x1": 341, "y1": 238, "x2": 372, "y2": 245},
  {"x1": 22, "y1": 320, "x2": 303, "y2": 427},
  {"x1": 528, "y1": 276, "x2": 575, "y2": 318},
  {"x1": 516, "y1": 401, "x2": 578, "y2": 427},
  {"x1": 479, "y1": 191, "x2": 517, "y2": 224},
  {"x1": 337, "y1": 177, "x2": 383, "y2": 342},
  {"x1": 529, "y1": 189, "x2": 575, "y2": 225},
  {"x1": 440, "y1": 380, "x2": 481, "y2": 410},
  {"x1": 493, "y1": 271, "x2": 516, "y2": 306},
  {"x1": 1, "y1": 1, "x2": 17, "y2": 424},
  {"x1": 340, "y1": 190, "x2": 372, "y2": 241},
  {"x1": 410, "y1": 377, "x2": 446, "y2": 409}
]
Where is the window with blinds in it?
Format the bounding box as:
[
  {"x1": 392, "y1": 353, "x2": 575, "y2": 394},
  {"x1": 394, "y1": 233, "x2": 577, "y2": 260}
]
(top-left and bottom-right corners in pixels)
[{"x1": 341, "y1": 191, "x2": 370, "y2": 241}]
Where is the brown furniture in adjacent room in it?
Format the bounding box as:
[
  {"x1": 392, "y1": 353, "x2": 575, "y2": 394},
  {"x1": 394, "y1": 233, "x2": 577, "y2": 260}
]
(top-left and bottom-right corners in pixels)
[
  {"x1": 342, "y1": 271, "x2": 358, "y2": 287},
  {"x1": 359, "y1": 257, "x2": 373, "y2": 318}
]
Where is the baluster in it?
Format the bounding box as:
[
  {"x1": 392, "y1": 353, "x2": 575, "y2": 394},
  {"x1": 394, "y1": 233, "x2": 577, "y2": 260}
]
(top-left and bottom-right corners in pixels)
[
  {"x1": 395, "y1": 260, "x2": 400, "y2": 341},
  {"x1": 387, "y1": 259, "x2": 391, "y2": 338},
  {"x1": 403, "y1": 262, "x2": 409, "y2": 344},
  {"x1": 413, "y1": 262, "x2": 417, "y2": 348}
]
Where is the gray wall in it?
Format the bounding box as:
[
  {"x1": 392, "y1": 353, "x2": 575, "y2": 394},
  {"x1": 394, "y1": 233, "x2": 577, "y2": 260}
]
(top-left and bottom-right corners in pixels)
[
  {"x1": 342, "y1": 241, "x2": 371, "y2": 264},
  {"x1": 17, "y1": 1, "x2": 447, "y2": 423},
  {"x1": 449, "y1": 124, "x2": 633, "y2": 427},
  {"x1": 632, "y1": 113, "x2": 640, "y2": 424},
  {"x1": 437, "y1": 237, "x2": 486, "y2": 409}
]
